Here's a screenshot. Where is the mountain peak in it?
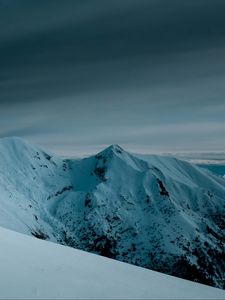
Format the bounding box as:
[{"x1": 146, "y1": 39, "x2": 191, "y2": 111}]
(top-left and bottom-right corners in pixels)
[
  {"x1": 96, "y1": 144, "x2": 125, "y2": 159},
  {"x1": 107, "y1": 144, "x2": 124, "y2": 153},
  {"x1": 0, "y1": 136, "x2": 32, "y2": 151},
  {"x1": 1, "y1": 136, "x2": 26, "y2": 144}
]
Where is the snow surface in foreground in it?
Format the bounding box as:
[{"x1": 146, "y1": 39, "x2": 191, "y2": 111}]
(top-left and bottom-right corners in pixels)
[{"x1": 0, "y1": 227, "x2": 224, "y2": 299}]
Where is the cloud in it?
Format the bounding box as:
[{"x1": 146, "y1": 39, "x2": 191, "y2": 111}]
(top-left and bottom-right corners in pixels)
[{"x1": 0, "y1": 1, "x2": 225, "y2": 154}]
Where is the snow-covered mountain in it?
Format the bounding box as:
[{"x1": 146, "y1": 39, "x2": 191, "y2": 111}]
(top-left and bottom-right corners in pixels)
[
  {"x1": 1, "y1": 226, "x2": 224, "y2": 299},
  {"x1": 0, "y1": 137, "x2": 225, "y2": 289}
]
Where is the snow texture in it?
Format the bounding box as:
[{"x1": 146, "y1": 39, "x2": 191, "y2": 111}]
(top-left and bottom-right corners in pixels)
[
  {"x1": 0, "y1": 137, "x2": 225, "y2": 288},
  {"x1": 0, "y1": 226, "x2": 224, "y2": 299}
]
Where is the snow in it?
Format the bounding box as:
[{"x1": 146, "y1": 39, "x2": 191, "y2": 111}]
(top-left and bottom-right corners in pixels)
[
  {"x1": 0, "y1": 226, "x2": 224, "y2": 300},
  {"x1": 0, "y1": 137, "x2": 225, "y2": 288}
]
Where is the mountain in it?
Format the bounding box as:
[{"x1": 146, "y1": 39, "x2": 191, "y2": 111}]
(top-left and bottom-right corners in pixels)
[
  {"x1": 1, "y1": 226, "x2": 224, "y2": 299},
  {"x1": 197, "y1": 164, "x2": 225, "y2": 178},
  {"x1": 0, "y1": 137, "x2": 225, "y2": 288}
]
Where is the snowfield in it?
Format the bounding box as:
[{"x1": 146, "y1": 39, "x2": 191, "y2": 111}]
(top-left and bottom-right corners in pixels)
[
  {"x1": 0, "y1": 226, "x2": 224, "y2": 299},
  {"x1": 0, "y1": 137, "x2": 225, "y2": 289}
]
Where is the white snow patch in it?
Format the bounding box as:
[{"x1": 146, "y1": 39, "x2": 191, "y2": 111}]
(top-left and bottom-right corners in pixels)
[{"x1": 0, "y1": 226, "x2": 224, "y2": 300}]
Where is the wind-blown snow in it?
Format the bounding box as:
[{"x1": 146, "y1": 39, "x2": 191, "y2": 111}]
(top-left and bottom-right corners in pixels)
[{"x1": 0, "y1": 226, "x2": 224, "y2": 300}]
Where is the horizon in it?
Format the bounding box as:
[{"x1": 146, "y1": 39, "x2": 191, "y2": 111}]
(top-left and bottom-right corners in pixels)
[{"x1": 2, "y1": 136, "x2": 225, "y2": 162}]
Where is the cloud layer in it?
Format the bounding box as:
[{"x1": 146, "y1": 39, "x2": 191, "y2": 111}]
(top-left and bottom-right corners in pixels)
[{"x1": 0, "y1": 0, "x2": 225, "y2": 155}]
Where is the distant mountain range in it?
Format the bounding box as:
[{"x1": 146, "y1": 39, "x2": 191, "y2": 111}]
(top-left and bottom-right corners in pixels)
[{"x1": 0, "y1": 137, "x2": 225, "y2": 288}]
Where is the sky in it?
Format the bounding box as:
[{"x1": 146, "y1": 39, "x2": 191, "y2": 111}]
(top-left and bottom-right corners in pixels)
[{"x1": 0, "y1": 0, "x2": 225, "y2": 156}]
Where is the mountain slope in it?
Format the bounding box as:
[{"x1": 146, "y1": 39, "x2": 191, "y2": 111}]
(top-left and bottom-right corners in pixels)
[
  {"x1": 0, "y1": 137, "x2": 225, "y2": 288},
  {"x1": 1, "y1": 226, "x2": 225, "y2": 300}
]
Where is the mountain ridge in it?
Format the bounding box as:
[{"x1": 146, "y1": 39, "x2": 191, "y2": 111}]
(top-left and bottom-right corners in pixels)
[{"x1": 0, "y1": 137, "x2": 225, "y2": 288}]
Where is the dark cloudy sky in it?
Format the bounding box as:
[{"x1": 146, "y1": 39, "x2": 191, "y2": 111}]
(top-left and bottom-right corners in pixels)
[{"x1": 0, "y1": 0, "x2": 225, "y2": 155}]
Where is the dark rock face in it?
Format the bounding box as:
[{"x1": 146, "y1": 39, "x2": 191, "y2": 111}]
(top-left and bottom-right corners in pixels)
[
  {"x1": 156, "y1": 178, "x2": 169, "y2": 197},
  {"x1": 31, "y1": 229, "x2": 49, "y2": 240}
]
